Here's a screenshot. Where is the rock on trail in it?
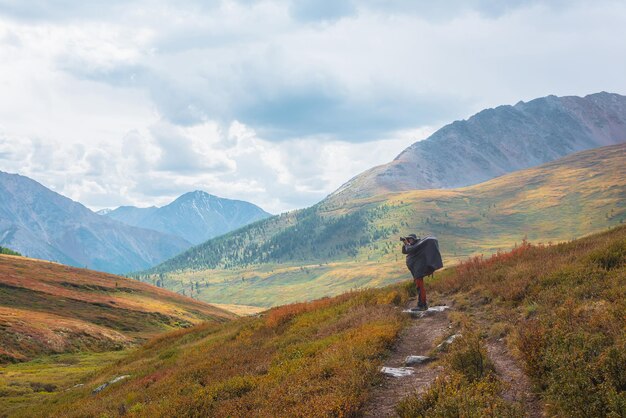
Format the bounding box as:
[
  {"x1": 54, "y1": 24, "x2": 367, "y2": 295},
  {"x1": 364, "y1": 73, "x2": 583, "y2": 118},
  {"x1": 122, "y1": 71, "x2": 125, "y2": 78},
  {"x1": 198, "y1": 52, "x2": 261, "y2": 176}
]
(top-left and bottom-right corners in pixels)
[{"x1": 362, "y1": 305, "x2": 451, "y2": 417}]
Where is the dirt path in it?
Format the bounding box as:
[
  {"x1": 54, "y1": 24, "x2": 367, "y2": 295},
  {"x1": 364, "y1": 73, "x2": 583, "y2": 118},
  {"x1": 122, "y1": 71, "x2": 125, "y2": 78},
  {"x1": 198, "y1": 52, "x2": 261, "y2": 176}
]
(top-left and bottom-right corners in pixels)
[
  {"x1": 361, "y1": 307, "x2": 451, "y2": 417},
  {"x1": 487, "y1": 341, "x2": 544, "y2": 417}
]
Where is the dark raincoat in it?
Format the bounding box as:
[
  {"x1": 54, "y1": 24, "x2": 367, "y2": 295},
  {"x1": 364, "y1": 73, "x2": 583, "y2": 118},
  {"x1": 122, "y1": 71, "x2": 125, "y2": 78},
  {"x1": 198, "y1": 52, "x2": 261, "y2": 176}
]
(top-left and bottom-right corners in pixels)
[{"x1": 402, "y1": 236, "x2": 443, "y2": 279}]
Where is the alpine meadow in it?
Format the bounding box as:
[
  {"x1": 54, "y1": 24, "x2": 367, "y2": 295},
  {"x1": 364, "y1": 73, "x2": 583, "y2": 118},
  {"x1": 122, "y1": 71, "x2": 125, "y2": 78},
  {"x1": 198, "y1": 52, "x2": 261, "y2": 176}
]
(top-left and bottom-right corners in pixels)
[{"x1": 1, "y1": 1, "x2": 626, "y2": 417}]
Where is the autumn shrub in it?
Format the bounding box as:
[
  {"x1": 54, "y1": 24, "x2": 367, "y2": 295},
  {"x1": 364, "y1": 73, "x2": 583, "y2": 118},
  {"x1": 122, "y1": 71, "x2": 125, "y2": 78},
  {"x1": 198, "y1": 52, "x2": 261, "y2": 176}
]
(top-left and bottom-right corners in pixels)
[
  {"x1": 588, "y1": 239, "x2": 626, "y2": 270},
  {"x1": 444, "y1": 332, "x2": 494, "y2": 383},
  {"x1": 433, "y1": 226, "x2": 626, "y2": 417},
  {"x1": 518, "y1": 296, "x2": 626, "y2": 417},
  {"x1": 265, "y1": 293, "x2": 352, "y2": 329}
]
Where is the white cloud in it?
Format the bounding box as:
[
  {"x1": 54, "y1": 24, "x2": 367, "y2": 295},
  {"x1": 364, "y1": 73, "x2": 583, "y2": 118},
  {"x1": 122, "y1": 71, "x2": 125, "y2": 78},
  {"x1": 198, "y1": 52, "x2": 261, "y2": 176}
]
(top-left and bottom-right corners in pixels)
[
  {"x1": 0, "y1": 0, "x2": 625, "y2": 212},
  {"x1": 0, "y1": 120, "x2": 417, "y2": 213}
]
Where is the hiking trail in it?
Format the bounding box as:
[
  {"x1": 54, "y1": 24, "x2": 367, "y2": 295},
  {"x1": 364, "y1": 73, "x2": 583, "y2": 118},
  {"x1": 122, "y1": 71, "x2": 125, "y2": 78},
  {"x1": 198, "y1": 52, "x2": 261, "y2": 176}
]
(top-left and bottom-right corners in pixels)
[
  {"x1": 362, "y1": 302, "x2": 451, "y2": 417},
  {"x1": 487, "y1": 340, "x2": 544, "y2": 417}
]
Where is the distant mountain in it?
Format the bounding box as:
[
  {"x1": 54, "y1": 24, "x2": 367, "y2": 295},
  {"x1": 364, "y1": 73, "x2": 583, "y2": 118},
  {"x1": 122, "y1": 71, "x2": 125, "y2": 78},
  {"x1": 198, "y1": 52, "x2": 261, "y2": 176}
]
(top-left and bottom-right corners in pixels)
[
  {"x1": 332, "y1": 92, "x2": 626, "y2": 200},
  {"x1": 103, "y1": 205, "x2": 158, "y2": 227},
  {"x1": 103, "y1": 191, "x2": 271, "y2": 244},
  {"x1": 0, "y1": 171, "x2": 191, "y2": 273}
]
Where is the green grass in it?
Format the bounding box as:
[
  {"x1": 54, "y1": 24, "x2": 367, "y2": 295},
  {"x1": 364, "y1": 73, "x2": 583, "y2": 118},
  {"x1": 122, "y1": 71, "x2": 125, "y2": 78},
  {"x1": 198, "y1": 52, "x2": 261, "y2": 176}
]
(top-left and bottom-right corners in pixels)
[
  {"x1": 156, "y1": 261, "x2": 408, "y2": 307},
  {"x1": 0, "y1": 350, "x2": 129, "y2": 416}
]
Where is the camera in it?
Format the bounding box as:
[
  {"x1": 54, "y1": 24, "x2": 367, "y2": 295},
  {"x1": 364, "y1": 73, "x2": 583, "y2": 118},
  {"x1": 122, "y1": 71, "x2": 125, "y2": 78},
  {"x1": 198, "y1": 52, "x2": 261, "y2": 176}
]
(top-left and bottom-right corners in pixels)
[{"x1": 400, "y1": 237, "x2": 407, "y2": 242}]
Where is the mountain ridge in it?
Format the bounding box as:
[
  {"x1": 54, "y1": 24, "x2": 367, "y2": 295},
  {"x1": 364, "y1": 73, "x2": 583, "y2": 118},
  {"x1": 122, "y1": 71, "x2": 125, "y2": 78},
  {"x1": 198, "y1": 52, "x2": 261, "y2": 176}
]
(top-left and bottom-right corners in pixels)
[
  {"x1": 331, "y1": 92, "x2": 626, "y2": 200},
  {"x1": 103, "y1": 190, "x2": 271, "y2": 245},
  {"x1": 0, "y1": 171, "x2": 191, "y2": 273}
]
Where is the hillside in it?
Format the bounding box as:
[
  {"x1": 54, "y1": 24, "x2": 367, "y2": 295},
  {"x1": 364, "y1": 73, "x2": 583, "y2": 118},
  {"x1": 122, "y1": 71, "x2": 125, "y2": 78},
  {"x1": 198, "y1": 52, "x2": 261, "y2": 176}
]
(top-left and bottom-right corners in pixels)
[
  {"x1": 103, "y1": 191, "x2": 271, "y2": 245},
  {"x1": 137, "y1": 143, "x2": 626, "y2": 306},
  {"x1": 13, "y1": 225, "x2": 625, "y2": 417},
  {"x1": 332, "y1": 91, "x2": 626, "y2": 200},
  {"x1": 0, "y1": 171, "x2": 191, "y2": 274},
  {"x1": 0, "y1": 254, "x2": 234, "y2": 364}
]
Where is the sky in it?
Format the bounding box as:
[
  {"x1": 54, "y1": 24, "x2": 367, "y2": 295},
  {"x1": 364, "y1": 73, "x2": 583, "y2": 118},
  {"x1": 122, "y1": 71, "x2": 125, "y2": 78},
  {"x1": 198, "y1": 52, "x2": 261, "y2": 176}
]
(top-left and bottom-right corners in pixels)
[{"x1": 1, "y1": 0, "x2": 625, "y2": 213}]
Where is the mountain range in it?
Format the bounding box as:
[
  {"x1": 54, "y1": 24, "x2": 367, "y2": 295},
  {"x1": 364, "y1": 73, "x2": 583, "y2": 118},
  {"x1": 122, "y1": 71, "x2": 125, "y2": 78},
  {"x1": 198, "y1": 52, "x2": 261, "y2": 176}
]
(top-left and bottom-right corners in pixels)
[
  {"x1": 0, "y1": 172, "x2": 191, "y2": 274},
  {"x1": 0, "y1": 173, "x2": 271, "y2": 273},
  {"x1": 101, "y1": 191, "x2": 271, "y2": 245},
  {"x1": 136, "y1": 91, "x2": 626, "y2": 306},
  {"x1": 332, "y1": 92, "x2": 626, "y2": 200},
  {"x1": 2, "y1": 92, "x2": 625, "y2": 282}
]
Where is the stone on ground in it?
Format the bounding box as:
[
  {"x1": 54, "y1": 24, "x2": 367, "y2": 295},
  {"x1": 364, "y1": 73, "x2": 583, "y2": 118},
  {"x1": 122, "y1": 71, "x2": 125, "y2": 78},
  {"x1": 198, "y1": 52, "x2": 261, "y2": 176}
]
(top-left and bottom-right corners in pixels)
[
  {"x1": 405, "y1": 355, "x2": 433, "y2": 366},
  {"x1": 402, "y1": 305, "x2": 450, "y2": 318},
  {"x1": 92, "y1": 375, "x2": 131, "y2": 395},
  {"x1": 380, "y1": 366, "x2": 415, "y2": 377},
  {"x1": 436, "y1": 334, "x2": 461, "y2": 351}
]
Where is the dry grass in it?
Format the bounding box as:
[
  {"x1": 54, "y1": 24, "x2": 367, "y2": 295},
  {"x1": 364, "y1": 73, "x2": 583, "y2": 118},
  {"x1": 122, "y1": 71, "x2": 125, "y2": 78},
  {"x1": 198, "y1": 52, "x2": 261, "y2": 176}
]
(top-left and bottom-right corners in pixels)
[
  {"x1": 430, "y1": 225, "x2": 626, "y2": 417},
  {"x1": 209, "y1": 303, "x2": 266, "y2": 316},
  {"x1": 14, "y1": 285, "x2": 413, "y2": 417},
  {"x1": 0, "y1": 255, "x2": 234, "y2": 363}
]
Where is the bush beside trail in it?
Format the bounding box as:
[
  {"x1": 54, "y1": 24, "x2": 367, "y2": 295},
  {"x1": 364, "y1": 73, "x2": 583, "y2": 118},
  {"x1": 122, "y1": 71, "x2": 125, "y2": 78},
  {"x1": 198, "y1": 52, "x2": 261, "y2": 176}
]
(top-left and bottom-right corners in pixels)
[{"x1": 432, "y1": 226, "x2": 626, "y2": 417}]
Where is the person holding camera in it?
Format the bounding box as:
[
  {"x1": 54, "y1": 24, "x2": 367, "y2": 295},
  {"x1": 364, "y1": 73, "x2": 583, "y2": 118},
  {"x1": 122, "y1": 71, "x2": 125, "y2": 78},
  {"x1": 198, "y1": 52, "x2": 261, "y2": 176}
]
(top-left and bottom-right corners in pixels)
[{"x1": 400, "y1": 234, "x2": 443, "y2": 311}]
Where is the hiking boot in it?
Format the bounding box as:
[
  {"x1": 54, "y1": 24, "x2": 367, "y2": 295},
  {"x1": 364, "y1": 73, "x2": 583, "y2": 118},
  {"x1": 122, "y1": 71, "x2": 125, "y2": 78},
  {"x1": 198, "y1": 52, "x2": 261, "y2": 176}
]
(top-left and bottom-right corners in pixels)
[{"x1": 411, "y1": 304, "x2": 428, "y2": 312}]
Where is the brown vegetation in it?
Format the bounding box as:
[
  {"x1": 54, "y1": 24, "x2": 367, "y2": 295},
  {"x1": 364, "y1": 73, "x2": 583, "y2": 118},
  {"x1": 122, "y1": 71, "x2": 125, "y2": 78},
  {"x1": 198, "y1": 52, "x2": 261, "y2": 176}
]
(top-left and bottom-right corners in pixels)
[
  {"x1": 15, "y1": 287, "x2": 413, "y2": 417},
  {"x1": 430, "y1": 225, "x2": 626, "y2": 417},
  {"x1": 0, "y1": 255, "x2": 234, "y2": 363},
  {"x1": 4, "y1": 226, "x2": 625, "y2": 417}
]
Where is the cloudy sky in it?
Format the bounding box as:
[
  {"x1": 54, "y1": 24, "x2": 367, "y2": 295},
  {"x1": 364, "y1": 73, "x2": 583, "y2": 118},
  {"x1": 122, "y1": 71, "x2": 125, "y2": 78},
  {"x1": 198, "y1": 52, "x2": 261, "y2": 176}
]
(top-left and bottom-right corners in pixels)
[{"x1": 1, "y1": 0, "x2": 625, "y2": 213}]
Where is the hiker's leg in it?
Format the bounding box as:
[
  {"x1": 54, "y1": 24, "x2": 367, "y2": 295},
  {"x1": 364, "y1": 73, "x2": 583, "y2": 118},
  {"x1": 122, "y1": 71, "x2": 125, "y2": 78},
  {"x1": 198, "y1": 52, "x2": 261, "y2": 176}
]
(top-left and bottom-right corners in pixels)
[
  {"x1": 415, "y1": 277, "x2": 427, "y2": 306},
  {"x1": 413, "y1": 277, "x2": 421, "y2": 301}
]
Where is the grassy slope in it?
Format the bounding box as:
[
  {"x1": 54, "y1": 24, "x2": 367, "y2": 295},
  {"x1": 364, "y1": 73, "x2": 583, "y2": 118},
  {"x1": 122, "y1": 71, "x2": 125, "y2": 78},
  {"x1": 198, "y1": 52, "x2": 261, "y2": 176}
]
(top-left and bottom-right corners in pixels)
[
  {"x1": 15, "y1": 225, "x2": 625, "y2": 417},
  {"x1": 139, "y1": 143, "x2": 626, "y2": 307},
  {"x1": 0, "y1": 254, "x2": 235, "y2": 364},
  {"x1": 413, "y1": 224, "x2": 626, "y2": 417}
]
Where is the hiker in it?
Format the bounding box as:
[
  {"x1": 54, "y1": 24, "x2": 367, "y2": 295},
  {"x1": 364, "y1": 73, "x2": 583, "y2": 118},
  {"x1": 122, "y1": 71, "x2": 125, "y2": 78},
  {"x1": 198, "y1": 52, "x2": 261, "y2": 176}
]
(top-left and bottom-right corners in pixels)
[{"x1": 401, "y1": 234, "x2": 444, "y2": 311}]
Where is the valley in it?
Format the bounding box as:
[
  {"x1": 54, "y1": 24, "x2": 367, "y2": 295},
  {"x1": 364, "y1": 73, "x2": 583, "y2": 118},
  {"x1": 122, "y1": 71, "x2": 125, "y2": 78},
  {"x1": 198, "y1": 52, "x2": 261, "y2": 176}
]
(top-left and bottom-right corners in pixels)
[
  {"x1": 8, "y1": 224, "x2": 623, "y2": 417},
  {"x1": 140, "y1": 143, "x2": 626, "y2": 307}
]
